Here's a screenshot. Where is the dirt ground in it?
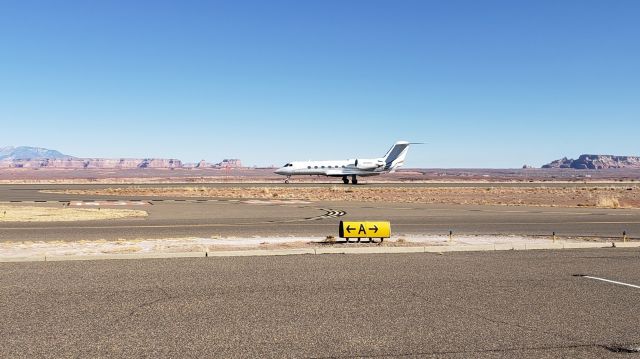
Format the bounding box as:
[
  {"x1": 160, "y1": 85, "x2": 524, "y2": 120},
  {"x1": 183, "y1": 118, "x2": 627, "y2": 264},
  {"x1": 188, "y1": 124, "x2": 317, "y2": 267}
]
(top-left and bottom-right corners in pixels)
[
  {"x1": 0, "y1": 205, "x2": 148, "y2": 222},
  {"x1": 49, "y1": 185, "x2": 640, "y2": 208},
  {"x1": 0, "y1": 235, "x2": 610, "y2": 259},
  {"x1": 2, "y1": 168, "x2": 640, "y2": 184}
]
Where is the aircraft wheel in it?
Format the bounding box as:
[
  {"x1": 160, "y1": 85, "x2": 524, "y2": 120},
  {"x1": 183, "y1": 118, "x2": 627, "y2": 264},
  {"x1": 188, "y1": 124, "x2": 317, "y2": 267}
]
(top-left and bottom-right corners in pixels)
[
  {"x1": 284, "y1": 179, "x2": 289, "y2": 184},
  {"x1": 342, "y1": 176, "x2": 349, "y2": 184},
  {"x1": 351, "y1": 175, "x2": 358, "y2": 185}
]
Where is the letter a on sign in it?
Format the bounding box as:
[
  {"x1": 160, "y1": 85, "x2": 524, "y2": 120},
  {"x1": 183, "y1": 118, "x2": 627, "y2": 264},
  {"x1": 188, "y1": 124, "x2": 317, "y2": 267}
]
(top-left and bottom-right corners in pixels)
[{"x1": 339, "y1": 221, "x2": 391, "y2": 239}]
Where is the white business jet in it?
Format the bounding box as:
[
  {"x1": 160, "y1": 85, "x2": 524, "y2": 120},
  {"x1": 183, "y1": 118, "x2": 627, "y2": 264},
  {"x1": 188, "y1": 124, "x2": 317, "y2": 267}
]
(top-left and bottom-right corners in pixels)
[{"x1": 275, "y1": 141, "x2": 413, "y2": 184}]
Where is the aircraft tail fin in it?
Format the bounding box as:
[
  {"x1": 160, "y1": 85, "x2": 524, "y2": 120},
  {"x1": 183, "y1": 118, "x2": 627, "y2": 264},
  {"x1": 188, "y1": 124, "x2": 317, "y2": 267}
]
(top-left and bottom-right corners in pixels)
[{"x1": 382, "y1": 141, "x2": 411, "y2": 171}]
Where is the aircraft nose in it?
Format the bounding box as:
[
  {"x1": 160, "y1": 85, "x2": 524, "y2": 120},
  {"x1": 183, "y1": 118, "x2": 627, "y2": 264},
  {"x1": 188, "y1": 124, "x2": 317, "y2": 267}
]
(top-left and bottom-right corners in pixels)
[{"x1": 274, "y1": 168, "x2": 286, "y2": 175}]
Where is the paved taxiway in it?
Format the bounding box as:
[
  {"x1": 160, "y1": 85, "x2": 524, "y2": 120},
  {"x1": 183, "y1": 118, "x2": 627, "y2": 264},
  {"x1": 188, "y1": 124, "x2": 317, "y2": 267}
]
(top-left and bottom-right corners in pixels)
[
  {"x1": 0, "y1": 184, "x2": 638, "y2": 241},
  {"x1": 2, "y1": 249, "x2": 639, "y2": 357}
]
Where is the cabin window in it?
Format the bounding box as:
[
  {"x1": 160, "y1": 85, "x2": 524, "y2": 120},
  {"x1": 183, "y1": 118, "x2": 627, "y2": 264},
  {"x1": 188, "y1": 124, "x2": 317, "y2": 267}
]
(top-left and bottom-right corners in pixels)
[
  {"x1": 314, "y1": 166, "x2": 318, "y2": 169},
  {"x1": 342, "y1": 165, "x2": 345, "y2": 168},
  {"x1": 307, "y1": 166, "x2": 311, "y2": 169},
  {"x1": 321, "y1": 166, "x2": 325, "y2": 169}
]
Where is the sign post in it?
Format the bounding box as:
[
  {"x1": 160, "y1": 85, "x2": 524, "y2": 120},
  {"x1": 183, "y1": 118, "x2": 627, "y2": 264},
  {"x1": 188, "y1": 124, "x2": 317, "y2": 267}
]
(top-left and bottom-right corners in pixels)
[{"x1": 339, "y1": 221, "x2": 391, "y2": 242}]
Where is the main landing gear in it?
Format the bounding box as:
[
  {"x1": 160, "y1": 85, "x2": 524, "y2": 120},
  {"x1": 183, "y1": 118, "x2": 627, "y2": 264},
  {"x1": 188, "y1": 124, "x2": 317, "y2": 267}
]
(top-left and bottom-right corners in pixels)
[{"x1": 341, "y1": 175, "x2": 358, "y2": 185}]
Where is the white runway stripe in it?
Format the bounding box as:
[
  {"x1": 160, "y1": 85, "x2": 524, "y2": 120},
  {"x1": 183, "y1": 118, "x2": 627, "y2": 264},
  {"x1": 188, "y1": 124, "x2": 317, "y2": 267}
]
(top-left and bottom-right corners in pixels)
[
  {"x1": 581, "y1": 275, "x2": 640, "y2": 289},
  {"x1": 305, "y1": 208, "x2": 346, "y2": 221}
]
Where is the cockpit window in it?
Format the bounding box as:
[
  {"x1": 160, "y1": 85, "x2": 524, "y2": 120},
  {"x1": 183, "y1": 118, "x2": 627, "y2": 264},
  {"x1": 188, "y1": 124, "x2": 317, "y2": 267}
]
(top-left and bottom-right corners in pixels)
[{"x1": 283, "y1": 163, "x2": 292, "y2": 167}]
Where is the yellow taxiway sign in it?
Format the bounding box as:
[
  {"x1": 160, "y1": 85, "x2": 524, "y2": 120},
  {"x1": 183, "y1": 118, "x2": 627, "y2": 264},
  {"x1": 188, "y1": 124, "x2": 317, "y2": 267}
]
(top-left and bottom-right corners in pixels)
[{"x1": 339, "y1": 221, "x2": 391, "y2": 239}]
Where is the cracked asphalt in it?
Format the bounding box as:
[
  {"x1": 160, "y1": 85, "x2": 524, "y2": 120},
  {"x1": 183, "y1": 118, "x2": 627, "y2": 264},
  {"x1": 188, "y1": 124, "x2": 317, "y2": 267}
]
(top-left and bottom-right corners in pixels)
[{"x1": 2, "y1": 249, "x2": 640, "y2": 357}]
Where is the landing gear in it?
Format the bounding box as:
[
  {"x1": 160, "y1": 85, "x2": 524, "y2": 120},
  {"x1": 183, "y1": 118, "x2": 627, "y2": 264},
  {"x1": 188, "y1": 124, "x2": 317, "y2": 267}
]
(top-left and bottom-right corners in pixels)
[
  {"x1": 341, "y1": 175, "x2": 358, "y2": 184},
  {"x1": 284, "y1": 175, "x2": 291, "y2": 184}
]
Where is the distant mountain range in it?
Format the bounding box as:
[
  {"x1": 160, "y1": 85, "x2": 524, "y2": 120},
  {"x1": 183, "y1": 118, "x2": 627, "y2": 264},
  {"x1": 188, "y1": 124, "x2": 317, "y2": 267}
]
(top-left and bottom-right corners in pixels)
[
  {"x1": 0, "y1": 146, "x2": 74, "y2": 161},
  {"x1": 5, "y1": 146, "x2": 637, "y2": 170},
  {"x1": 0, "y1": 146, "x2": 242, "y2": 169},
  {"x1": 543, "y1": 155, "x2": 640, "y2": 169}
]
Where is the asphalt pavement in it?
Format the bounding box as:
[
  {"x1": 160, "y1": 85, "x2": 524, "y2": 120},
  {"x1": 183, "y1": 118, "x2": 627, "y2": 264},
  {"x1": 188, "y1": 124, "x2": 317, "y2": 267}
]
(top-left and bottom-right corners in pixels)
[
  {"x1": 1, "y1": 249, "x2": 639, "y2": 358},
  {"x1": 1, "y1": 184, "x2": 639, "y2": 241}
]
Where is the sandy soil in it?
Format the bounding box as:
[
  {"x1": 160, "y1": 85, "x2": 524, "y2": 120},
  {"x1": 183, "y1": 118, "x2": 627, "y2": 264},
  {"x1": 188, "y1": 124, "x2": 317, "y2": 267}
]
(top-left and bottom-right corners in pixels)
[
  {"x1": 0, "y1": 235, "x2": 607, "y2": 258},
  {"x1": 0, "y1": 205, "x2": 148, "y2": 222},
  {"x1": 49, "y1": 185, "x2": 640, "y2": 208}
]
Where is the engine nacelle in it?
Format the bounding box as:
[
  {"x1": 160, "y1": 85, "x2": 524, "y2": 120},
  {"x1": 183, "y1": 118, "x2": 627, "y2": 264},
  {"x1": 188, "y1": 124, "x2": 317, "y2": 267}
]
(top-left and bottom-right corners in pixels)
[{"x1": 354, "y1": 158, "x2": 385, "y2": 170}]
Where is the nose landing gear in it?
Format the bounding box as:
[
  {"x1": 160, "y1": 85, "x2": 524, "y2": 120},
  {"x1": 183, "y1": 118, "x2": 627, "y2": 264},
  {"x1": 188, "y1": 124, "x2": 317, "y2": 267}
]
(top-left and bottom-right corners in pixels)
[{"x1": 284, "y1": 175, "x2": 291, "y2": 184}]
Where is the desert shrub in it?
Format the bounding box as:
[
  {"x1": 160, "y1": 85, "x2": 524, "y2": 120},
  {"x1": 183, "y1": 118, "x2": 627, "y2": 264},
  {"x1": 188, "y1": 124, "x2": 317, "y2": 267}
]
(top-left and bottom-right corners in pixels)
[{"x1": 596, "y1": 195, "x2": 620, "y2": 208}]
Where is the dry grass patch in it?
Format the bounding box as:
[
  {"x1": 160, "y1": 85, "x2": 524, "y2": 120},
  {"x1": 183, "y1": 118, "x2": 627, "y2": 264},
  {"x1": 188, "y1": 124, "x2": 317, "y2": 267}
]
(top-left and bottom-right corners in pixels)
[
  {"x1": 0, "y1": 205, "x2": 147, "y2": 222},
  {"x1": 45, "y1": 185, "x2": 640, "y2": 208},
  {"x1": 596, "y1": 195, "x2": 620, "y2": 209},
  {"x1": 323, "y1": 235, "x2": 337, "y2": 243}
]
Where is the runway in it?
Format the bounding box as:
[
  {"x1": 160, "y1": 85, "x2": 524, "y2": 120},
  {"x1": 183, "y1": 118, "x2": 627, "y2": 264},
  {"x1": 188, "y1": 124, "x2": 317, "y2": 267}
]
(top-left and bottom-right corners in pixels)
[
  {"x1": 2, "y1": 249, "x2": 639, "y2": 357},
  {"x1": 0, "y1": 184, "x2": 638, "y2": 241}
]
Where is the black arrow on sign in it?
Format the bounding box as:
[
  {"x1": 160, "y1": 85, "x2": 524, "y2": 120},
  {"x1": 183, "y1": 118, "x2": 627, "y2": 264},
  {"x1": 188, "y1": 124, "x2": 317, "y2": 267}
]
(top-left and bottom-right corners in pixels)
[
  {"x1": 346, "y1": 225, "x2": 355, "y2": 233},
  {"x1": 368, "y1": 225, "x2": 379, "y2": 233}
]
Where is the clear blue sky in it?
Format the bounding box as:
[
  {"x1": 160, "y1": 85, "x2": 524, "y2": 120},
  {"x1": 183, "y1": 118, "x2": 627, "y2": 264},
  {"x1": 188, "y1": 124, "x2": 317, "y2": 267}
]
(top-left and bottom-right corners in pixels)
[{"x1": 1, "y1": 0, "x2": 638, "y2": 168}]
